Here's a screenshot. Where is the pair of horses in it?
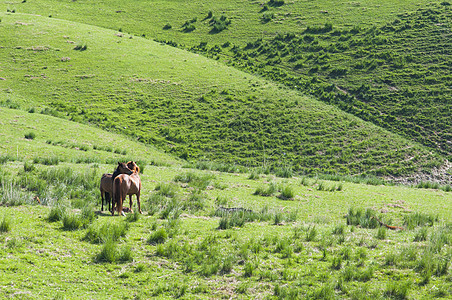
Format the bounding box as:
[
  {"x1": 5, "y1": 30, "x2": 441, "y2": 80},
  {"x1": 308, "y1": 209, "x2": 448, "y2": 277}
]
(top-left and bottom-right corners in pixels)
[{"x1": 100, "y1": 161, "x2": 142, "y2": 216}]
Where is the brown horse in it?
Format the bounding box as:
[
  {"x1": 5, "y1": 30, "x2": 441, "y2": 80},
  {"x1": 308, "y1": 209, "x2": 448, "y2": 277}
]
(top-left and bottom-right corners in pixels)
[
  {"x1": 112, "y1": 161, "x2": 142, "y2": 216},
  {"x1": 99, "y1": 162, "x2": 133, "y2": 212}
]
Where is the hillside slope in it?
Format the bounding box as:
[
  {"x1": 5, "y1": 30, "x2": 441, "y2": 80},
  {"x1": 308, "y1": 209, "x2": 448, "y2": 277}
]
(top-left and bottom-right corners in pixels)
[
  {"x1": 0, "y1": 13, "x2": 445, "y2": 177},
  {"x1": 216, "y1": 3, "x2": 451, "y2": 158},
  {"x1": 1, "y1": 0, "x2": 431, "y2": 46},
  {"x1": 0, "y1": 107, "x2": 179, "y2": 166}
]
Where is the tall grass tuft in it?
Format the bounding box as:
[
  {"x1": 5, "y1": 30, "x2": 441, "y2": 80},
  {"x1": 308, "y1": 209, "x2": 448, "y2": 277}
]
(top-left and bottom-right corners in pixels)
[
  {"x1": 384, "y1": 281, "x2": 411, "y2": 299},
  {"x1": 403, "y1": 212, "x2": 438, "y2": 229},
  {"x1": 147, "y1": 227, "x2": 168, "y2": 245},
  {"x1": 0, "y1": 215, "x2": 11, "y2": 233},
  {"x1": 84, "y1": 221, "x2": 129, "y2": 244},
  {"x1": 346, "y1": 207, "x2": 379, "y2": 228},
  {"x1": 47, "y1": 206, "x2": 67, "y2": 222}
]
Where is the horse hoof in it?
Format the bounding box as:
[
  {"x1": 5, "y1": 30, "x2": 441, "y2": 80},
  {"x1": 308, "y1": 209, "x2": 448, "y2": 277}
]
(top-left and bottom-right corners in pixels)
[{"x1": 139, "y1": 210, "x2": 143, "y2": 214}]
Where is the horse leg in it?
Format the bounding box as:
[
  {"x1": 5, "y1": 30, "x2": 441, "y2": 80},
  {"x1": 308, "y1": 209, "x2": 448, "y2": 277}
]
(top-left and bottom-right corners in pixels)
[
  {"x1": 119, "y1": 190, "x2": 125, "y2": 217},
  {"x1": 101, "y1": 190, "x2": 104, "y2": 212},
  {"x1": 137, "y1": 191, "x2": 142, "y2": 214},
  {"x1": 105, "y1": 192, "x2": 111, "y2": 213},
  {"x1": 129, "y1": 195, "x2": 133, "y2": 213}
]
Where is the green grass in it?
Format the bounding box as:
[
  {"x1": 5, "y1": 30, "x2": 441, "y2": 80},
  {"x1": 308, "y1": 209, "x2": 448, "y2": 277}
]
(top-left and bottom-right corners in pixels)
[
  {"x1": 0, "y1": 1, "x2": 451, "y2": 298},
  {"x1": 0, "y1": 11, "x2": 447, "y2": 176}
]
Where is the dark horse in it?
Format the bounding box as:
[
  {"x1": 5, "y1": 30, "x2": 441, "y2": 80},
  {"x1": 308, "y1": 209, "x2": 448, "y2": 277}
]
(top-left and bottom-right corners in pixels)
[
  {"x1": 99, "y1": 162, "x2": 133, "y2": 212},
  {"x1": 112, "y1": 161, "x2": 142, "y2": 216}
]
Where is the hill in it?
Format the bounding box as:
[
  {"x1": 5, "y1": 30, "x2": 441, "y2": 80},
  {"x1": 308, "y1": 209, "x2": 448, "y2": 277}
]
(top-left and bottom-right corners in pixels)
[
  {"x1": 211, "y1": 3, "x2": 451, "y2": 159},
  {"x1": 0, "y1": 13, "x2": 445, "y2": 178}
]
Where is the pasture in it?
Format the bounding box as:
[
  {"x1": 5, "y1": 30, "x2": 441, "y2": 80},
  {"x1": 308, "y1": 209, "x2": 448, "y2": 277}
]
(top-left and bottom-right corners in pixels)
[
  {"x1": 0, "y1": 108, "x2": 451, "y2": 299},
  {"x1": 0, "y1": 0, "x2": 451, "y2": 298}
]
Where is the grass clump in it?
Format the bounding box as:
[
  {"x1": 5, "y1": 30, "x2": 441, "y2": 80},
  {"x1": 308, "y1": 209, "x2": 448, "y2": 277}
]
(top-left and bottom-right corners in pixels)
[
  {"x1": 279, "y1": 185, "x2": 295, "y2": 200},
  {"x1": 346, "y1": 207, "x2": 379, "y2": 228},
  {"x1": 95, "y1": 239, "x2": 133, "y2": 263},
  {"x1": 0, "y1": 215, "x2": 11, "y2": 233},
  {"x1": 47, "y1": 206, "x2": 67, "y2": 222},
  {"x1": 84, "y1": 221, "x2": 129, "y2": 244},
  {"x1": 384, "y1": 281, "x2": 411, "y2": 299},
  {"x1": 147, "y1": 227, "x2": 168, "y2": 245},
  {"x1": 403, "y1": 212, "x2": 438, "y2": 229},
  {"x1": 24, "y1": 132, "x2": 36, "y2": 140}
]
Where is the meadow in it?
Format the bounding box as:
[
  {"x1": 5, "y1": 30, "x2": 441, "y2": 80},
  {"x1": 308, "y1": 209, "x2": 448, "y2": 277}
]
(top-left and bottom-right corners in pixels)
[
  {"x1": 0, "y1": 108, "x2": 451, "y2": 299},
  {"x1": 0, "y1": 0, "x2": 451, "y2": 298}
]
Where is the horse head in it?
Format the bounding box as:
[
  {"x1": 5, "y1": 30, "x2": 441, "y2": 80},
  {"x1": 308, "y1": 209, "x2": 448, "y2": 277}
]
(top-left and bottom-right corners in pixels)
[
  {"x1": 116, "y1": 162, "x2": 133, "y2": 175},
  {"x1": 126, "y1": 161, "x2": 140, "y2": 173}
]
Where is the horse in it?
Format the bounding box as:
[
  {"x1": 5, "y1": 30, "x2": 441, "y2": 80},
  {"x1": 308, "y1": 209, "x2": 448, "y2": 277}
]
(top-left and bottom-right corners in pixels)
[
  {"x1": 111, "y1": 161, "x2": 142, "y2": 216},
  {"x1": 99, "y1": 162, "x2": 133, "y2": 212}
]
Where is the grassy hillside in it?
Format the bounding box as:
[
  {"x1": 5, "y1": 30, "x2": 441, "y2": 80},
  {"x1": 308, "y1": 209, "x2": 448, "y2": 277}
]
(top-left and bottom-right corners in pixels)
[
  {"x1": 0, "y1": 0, "x2": 431, "y2": 46},
  {"x1": 210, "y1": 3, "x2": 451, "y2": 159},
  {"x1": 0, "y1": 110, "x2": 451, "y2": 298},
  {"x1": 0, "y1": 13, "x2": 445, "y2": 177},
  {"x1": 0, "y1": 107, "x2": 178, "y2": 166}
]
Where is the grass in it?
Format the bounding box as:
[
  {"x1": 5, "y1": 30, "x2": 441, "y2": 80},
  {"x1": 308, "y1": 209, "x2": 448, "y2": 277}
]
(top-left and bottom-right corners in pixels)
[
  {"x1": 0, "y1": 1, "x2": 451, "y2": 298},
  {"x1": 0, "y1": 10, "x2": 448, "y2": 176}
]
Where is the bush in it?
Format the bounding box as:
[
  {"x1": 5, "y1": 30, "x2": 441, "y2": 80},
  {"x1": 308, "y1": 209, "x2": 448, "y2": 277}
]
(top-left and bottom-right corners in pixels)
[{"x1": 24, "y1": 132, "x2": 36, "y2": 140}]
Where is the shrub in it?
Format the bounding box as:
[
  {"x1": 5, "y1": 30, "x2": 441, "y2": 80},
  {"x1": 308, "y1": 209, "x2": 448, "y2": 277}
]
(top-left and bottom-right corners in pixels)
[{"x1": 24, "y1": 132, "x2": 36, "y2": 140}]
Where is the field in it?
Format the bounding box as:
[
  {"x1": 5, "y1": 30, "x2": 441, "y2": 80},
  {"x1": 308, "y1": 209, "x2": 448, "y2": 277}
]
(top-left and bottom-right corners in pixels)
[
  {"x1": 1, "y1": 0, "x2": 452, "y2": 298},
  {"x1": 0, "y1": 108, "x2": 451, "y2": 299}
]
